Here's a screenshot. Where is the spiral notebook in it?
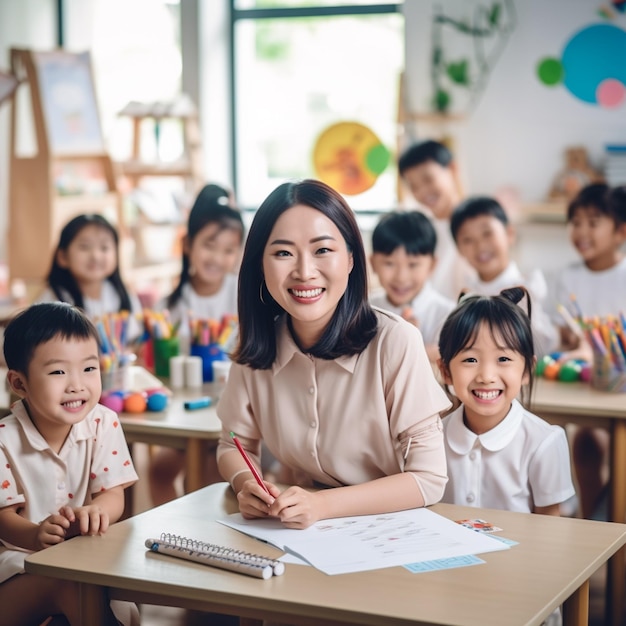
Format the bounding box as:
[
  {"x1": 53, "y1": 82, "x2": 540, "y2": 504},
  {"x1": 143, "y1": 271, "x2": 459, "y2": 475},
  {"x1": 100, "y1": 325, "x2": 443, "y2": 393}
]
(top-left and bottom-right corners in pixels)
[{"x1": 145, "y1": 533, "x2": 285, "y2": 579}]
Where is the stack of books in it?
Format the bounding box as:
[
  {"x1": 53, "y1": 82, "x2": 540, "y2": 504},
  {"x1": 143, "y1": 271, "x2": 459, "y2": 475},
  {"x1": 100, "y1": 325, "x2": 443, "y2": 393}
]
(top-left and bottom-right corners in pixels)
[{"x1": 604, "y1": 144, "x2": 626, "y2": 186}]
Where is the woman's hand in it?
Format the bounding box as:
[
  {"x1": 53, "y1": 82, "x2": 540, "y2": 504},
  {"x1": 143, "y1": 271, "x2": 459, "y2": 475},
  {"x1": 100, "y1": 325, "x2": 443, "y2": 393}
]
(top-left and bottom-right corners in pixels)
[
  {"x1": 268, "y1": 486, "x2": 325, "y2": 529},
  {"x1": 236, "y1": 478, "x2": 278, "y2": 519}
]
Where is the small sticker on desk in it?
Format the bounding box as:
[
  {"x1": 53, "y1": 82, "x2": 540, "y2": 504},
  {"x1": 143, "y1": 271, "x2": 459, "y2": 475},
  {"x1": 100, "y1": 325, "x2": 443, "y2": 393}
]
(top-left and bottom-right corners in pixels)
[{"x1": 456, "y1": 518, "x2": 502, "y2": 533}]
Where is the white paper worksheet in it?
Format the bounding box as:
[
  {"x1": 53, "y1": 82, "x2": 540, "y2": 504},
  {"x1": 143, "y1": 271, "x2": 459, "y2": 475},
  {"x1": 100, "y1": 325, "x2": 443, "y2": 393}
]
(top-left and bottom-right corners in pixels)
[{"x1": 217, "y1": 508, "x2": 509, "y2": 576}]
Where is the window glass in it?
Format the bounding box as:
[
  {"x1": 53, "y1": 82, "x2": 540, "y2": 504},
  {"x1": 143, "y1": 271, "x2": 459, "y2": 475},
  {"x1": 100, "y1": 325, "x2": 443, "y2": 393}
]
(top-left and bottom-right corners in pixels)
[{"x1": 234, "y1": 11, "x2": 404, "y2": 210}]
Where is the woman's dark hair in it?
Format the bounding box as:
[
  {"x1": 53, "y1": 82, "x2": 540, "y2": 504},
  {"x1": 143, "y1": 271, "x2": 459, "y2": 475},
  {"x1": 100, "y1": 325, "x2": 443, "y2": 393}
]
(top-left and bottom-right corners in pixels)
[
  {"x1": 4, "y1": 302, "x2": 100, "y2": 374},
  {"x1": 46, "y1": 214, "x2": 131, "y2": 311},
  {"x1": 438, "y1": 286, "x2": 535, "y2": 403},
  {"x1": 166, "y1": 183, "x2": 245, "y2": 309},
  {"x1": 233, "y1": 179, "x2": 377, "y2": 369}
]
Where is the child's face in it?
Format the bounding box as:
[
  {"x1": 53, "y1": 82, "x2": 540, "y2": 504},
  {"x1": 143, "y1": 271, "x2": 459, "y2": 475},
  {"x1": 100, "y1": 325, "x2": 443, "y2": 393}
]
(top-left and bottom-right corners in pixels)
[
  {"x1": 454, "y1": 215, "x2": 513, "y2": 282},
  {"x1": 186, "y1": 223, "x2": 242, "y2": 294},
  {"x1": 568, "y1": 207, "x2": 626, "y2": 271},
  {"x1": 370, "y1": 248, "x2": 435, "y2": 308},
  {"x1": 439, "y1": 322, "x2": 529, "y2": 434},
  {"x1": 402, "y1": 161, "x2": 460, "y2": 220},
  {"x1": 10, "y1": 335, "x2": 101, "y2": 446},
  {"x1": 58, "y1": 225, "x2": 118, "y2": 286}
]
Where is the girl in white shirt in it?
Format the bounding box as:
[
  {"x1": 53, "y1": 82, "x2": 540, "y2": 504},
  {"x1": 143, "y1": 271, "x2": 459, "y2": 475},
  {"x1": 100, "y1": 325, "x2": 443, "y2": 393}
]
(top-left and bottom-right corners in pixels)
[
  {"x1": 36, "y1": 213, "x2": 143, "y2": 341},
  {"x1": 150, "y1": 184, "x2": 245, "y2": 506},
  {"x1": 437, "y1": 287, "x2": 575, "y2": 515}
]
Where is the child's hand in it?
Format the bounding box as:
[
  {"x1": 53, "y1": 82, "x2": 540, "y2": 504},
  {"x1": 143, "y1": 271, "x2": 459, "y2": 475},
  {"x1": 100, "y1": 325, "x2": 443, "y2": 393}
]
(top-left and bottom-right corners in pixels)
[
  {"x1": 236, "y1": 478, "x2": 278, "y2": 519},
  {"x1": 401, "y1": 306, "x2": 419, "y2": 327},
  {"x1": 36, "y1": 513, "x2": 71, "y2": 550},
  {"x1": 268, "y1": 486, "x2": 324, "y2": 529},
  {"x1": 58, "y1": 504, "x2": 111, "y2": 537}
]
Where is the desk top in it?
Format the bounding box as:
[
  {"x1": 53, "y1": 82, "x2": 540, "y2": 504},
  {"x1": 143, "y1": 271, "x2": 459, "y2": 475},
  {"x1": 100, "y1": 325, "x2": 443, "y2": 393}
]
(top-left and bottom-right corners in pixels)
[
  {"x1": 119, "y1": 384, "x2": 222, "y2": 442},
  {"x1": 532, "y1": 378, "x2": 625, "y2": 419},
  {"x1": 25, "y1": 483, "x2": 626, "y2": 626}
]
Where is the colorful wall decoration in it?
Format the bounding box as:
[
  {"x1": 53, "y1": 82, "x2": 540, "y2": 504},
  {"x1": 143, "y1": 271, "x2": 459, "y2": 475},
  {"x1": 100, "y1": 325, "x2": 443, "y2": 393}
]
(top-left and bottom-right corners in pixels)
[{"x1": 537, "y1": 3, "x2": 626, "y2": 108}]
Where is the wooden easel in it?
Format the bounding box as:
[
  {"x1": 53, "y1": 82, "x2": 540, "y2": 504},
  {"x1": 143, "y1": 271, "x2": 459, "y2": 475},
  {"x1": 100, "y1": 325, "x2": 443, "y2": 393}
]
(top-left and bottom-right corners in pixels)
[{"x1": 7, "y1": 48, "x2": 124, "y2": 284}]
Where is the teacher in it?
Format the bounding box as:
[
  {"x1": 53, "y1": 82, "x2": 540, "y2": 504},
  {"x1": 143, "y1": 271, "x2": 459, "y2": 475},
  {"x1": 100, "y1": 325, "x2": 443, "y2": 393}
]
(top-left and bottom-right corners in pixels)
[{"x1": 216, "y1": 179, "x2": 450, "y2": 529}]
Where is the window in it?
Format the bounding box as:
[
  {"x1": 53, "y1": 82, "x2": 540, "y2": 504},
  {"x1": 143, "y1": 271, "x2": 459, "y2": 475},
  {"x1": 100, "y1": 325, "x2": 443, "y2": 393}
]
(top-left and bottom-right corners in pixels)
[{"x1": 231, "y1": 2, "x2": 404, "y2": 210}]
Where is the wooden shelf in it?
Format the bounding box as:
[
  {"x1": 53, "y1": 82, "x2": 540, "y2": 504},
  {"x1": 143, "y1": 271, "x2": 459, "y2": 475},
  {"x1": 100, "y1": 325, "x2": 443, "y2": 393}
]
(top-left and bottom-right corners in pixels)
[{"x1": 521, "y1": 200, "x2": 567, "y2": 223}]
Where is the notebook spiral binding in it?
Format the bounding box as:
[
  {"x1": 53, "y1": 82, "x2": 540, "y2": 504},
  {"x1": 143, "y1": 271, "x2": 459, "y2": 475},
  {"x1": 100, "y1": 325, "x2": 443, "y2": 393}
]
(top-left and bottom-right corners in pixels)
[{"x1": 145, "y1": 532, "x2": 285, "y2": 579}]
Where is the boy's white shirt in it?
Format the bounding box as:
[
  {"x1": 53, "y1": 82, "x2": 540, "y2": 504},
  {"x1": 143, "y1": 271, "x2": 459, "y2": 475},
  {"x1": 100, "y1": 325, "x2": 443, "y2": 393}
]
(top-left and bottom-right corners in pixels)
[
  {"x1": 369, "y1": 281, "x2": 455, "y2": 346},
  {"x1": 464, "y1": 261, "x2": 559, "y2": 357},
  {"x1": 552, "y1": 256, "x2": 626, "y2": 321},
  {"x1": 429, "y1": 217, "x2": 476, "y2": 301}
]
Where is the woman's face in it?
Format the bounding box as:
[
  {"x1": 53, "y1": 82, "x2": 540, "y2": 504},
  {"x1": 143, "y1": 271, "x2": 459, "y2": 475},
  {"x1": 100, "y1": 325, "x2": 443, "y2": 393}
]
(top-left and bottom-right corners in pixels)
[{"x1": 263, "y1": 204, "x2": 353, "y2": 350}]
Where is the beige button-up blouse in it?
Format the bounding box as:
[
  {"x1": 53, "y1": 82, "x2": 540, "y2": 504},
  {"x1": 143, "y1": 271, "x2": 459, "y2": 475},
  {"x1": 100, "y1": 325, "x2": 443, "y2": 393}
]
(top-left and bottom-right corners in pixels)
[{"x1": 217, "y1": 308, "x2": 451, "y2": 505}]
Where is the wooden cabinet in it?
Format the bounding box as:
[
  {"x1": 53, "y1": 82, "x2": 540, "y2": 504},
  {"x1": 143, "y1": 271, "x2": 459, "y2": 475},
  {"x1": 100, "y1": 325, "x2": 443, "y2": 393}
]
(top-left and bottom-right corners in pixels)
[{"x1": 7, "y1": 48, "x2": 124, "y2": 284}]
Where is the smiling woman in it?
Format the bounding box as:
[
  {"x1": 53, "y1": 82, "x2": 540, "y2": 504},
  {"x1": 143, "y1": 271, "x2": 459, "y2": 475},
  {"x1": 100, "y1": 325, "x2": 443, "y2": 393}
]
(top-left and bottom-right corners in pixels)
[{"x1": 215, "y1": 178, "x2": 451, "y2": 529}]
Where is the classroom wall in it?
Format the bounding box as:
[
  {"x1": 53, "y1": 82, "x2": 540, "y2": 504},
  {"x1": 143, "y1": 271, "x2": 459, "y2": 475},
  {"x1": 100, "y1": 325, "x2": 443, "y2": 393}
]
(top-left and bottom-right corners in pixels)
[
  {"x1": 403, "y1": 0, "x2": 626, "y2": 203},
  {"x1": 1, "y1": 0, "x2": 625, "y2": 279}
]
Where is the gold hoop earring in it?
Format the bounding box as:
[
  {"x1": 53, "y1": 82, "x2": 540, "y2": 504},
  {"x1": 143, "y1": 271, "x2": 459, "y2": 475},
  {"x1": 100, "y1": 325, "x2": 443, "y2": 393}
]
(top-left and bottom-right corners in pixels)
[{"x1": 259, "y1": 280, "x2": 267, "y2": 305}]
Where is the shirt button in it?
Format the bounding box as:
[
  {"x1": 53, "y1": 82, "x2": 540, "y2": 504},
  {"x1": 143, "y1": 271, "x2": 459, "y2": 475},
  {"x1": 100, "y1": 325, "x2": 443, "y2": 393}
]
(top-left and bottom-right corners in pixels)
[
  {"x1": 308, "y1": 387, "x2": 315, "y2": 395},
  {"x1": 469, "y1": 451, "x2": 477, "y2": 460},
  {"x1": 310, "y1": 450, "x2": 316, "y2": 457},
  {"x1": 310, "y1": 421, "x2": 316, "y2": 428},
  {"x1": 466, "y1": 493, "x2": 475, "y2": 503},
  {"x1": 57, "y1": 482, "x2": 65, "y2": 490}
]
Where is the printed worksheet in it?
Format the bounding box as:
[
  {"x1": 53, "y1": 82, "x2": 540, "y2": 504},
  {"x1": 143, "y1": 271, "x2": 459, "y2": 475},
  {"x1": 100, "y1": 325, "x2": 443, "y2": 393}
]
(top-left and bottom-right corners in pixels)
[{"x1": 217, "y1": 508, "x2": 509, "y2": 575}]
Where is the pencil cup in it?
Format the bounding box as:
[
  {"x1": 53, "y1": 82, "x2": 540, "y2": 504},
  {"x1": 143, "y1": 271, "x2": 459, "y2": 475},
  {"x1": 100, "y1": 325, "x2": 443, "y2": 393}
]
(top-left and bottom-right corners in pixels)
[
  {"x1": 190, "y1": 343, "x2": 225, "y2": 382},
  {"x1": 153, "y1": 337, "x2": 180, "y2": 378},
  {"x1": 101, "y1": 361, "x2": 131, "y2": 393},
  {"x1": 591, "y1": 354, "x2": 626, "y2": 393},
  {"x1": 184, "y1": 356, "x2": 203, "y2": 388},
  {"x1": 168, "y1": 355, "x2": 187, "y2": 389}
]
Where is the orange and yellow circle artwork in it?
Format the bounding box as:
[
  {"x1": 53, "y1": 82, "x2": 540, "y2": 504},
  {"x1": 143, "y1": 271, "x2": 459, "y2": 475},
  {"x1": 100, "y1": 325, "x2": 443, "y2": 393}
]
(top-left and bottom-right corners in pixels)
[{"x1": 312, "y1": 122, "x2": 390, "y2": 196}]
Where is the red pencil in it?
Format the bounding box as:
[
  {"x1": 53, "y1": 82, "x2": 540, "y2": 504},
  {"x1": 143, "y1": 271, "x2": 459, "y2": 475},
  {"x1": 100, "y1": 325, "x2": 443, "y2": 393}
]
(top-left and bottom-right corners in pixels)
[{"x1": 229, "y1": 431, "x2": 271, "y2": 494}]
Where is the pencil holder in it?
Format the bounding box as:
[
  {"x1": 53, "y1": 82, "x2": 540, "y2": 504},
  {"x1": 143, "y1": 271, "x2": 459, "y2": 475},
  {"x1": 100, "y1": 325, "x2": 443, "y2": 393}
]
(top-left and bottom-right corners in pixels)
[
  {"x1": 591, "y1": 354, "x2": 626, "y2": 393},
  {"x1": 100, "y1": 353, "x2": 135, "y2": 393},
  {"x1": 153, "y1": 337, "x2": 180, "y2": 378},
  {"x1": 190, "y1": 343, "x2": 225, "y2": 382}
]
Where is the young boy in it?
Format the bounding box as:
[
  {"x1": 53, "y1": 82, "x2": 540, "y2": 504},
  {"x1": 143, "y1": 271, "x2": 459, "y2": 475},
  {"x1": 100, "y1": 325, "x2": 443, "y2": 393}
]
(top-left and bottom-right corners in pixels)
[
  {"x1": 369, "y1": 210, "x2": 455, "y2": 362},
  {"x1": 0, "y1": 302, "x2": 139, "y2": 626},
  {"x1": 553, "y1": 183, "x2": 626, "y2": 349},
  {"x1": 450, "y1": 196, "x2": 559, "y2": 358},
  {"x1": 398, "y1": 139, "x2": 474, "y2": 300},
  {"x1": 552, "y1": 183, "x2": 626, "y2": 520}
]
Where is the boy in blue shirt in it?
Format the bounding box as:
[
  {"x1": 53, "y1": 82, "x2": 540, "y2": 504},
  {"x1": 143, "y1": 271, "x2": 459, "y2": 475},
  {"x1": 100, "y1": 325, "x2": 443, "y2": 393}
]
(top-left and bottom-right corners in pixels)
[{"x1": 369, "y1": 210, "x2": 455, "y2": 362}]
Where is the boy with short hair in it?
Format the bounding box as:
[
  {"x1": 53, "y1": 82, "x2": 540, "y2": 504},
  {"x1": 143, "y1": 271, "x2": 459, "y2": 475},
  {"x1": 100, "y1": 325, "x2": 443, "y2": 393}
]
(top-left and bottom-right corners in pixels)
[
  {"x1": 0, "y1": 302, "x2": 138, "y2": 626},
  {"x1": 450, "y1": 195, "x2": 559, "y2": 358},
  {"x1": 552, "y1": 183, "x2": 626, "y2": 520},
  {"x1": 553, "y1": 183, "x2": 626, "y2": 349},
  {"x1": 398, "y1": 139, "x2": 474, "y2": 300},
  {"x1": 369, "y1": 210, "x2": 455, "y2": 362}
]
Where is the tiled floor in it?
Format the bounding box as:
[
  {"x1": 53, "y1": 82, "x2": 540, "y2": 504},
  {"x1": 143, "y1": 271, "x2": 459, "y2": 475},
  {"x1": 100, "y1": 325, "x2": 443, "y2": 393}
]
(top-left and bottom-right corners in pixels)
[{"x1": 130, "y1": 444, "x2": 614, "y2": 626}]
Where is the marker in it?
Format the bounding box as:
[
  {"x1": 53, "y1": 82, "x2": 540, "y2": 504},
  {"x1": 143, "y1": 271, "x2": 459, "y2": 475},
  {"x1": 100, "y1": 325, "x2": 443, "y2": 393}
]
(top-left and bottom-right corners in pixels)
[
  {"x1": 230, "y1": 431, "x2": 271, "y2": 495},
  {"x1": 184, "y1": 397, "x2": 212, "y2": 410}
]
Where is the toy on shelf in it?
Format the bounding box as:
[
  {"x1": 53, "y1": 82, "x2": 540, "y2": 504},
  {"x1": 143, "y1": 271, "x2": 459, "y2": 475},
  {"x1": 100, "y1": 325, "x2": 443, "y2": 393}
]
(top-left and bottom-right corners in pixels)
[{"x1": 535, "y1": 353, "x2": 591, "y2": 383}]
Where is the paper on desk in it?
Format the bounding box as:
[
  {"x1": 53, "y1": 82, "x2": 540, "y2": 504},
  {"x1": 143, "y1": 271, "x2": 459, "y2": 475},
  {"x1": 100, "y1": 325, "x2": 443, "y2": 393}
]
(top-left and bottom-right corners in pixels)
[{"x1": 218, "y1": 508, "x2": 509, "y2": 576}]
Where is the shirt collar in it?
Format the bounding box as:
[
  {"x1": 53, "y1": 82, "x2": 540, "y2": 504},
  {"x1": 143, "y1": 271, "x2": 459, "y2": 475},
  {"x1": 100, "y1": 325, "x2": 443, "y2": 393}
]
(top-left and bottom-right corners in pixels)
[
  {"x1": 446, "y1": 398, "x2": 524, "y2": 453},
  {"x1": 272, "y1": 315, "x2": 358, "y2": 375},
  {"x1": 476, "y1": 261, "x2": 521, "y2": 291},
  {"x1": 12, "y1": 399, "x2": 97, "y2": 452}
]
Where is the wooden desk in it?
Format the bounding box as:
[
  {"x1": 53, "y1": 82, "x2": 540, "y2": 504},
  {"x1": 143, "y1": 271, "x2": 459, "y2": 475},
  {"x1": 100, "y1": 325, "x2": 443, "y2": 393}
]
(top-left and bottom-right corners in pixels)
[
  {"x1": 120, "y1": 386, "x2": 221, "y2": 493},
  {"x1": 25, "y1": 483, "x2": 626, "y2": 626},
  {"x1": 532, "y1": 378, "x2": 626, "y2": 626}
]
